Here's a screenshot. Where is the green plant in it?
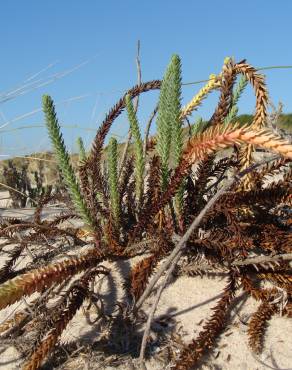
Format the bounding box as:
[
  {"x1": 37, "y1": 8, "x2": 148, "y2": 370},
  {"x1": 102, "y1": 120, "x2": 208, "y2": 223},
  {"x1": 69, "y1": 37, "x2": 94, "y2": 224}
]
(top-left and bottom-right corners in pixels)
[
  {"x1": 125, "y1": 94, "x2": 145, "y2": 206},
  {"x1": 0, "y1": 57, "x2": 291, "y2": 370},
  {"x1": 1, "y1": 159, "x2": 57, "y2": 208},
  {"x1": 76, "y1": 136, "x2": 87, "y2": 162},
  {"x1": 2, "y1": 160, "x2": 31, "y2": 207},
  {"x1": 156, "y1": 54, "x2": 181, "y2": 190},
  {"x1": 43, "y1": 95, "x2": 95, "y2": 230}
]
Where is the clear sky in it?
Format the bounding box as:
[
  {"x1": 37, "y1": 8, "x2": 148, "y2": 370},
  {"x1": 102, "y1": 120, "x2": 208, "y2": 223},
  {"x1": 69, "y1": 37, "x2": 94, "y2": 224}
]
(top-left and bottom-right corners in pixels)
[{"x1": 1, "y1": 0, "x2": 292, "y2": 157}]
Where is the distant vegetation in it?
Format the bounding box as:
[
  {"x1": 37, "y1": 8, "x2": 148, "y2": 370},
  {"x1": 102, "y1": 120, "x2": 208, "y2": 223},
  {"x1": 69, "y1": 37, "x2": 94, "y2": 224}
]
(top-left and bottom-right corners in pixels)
[{"x1": 237, "y1": 113, "x2": 292, "y2": 131}]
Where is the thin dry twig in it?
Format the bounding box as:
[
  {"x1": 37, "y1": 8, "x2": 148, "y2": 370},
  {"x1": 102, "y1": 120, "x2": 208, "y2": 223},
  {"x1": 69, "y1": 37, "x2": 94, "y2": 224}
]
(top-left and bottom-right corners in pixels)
[
  {"x1": 231, "y1": 253, "x2": 292, "y2": 267},
  {"x1": 139, "y1": 258, "x2": 177, "y2": 367},
  {"x1": 0, "y1": 182, "x2": 38, "y2": 206}
]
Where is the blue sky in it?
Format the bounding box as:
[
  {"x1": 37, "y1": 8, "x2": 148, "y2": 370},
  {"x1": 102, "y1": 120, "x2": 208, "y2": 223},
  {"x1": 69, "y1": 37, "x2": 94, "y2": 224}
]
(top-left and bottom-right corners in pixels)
[{"x1": 1, "y1": 0, "x2": 292, "y2": 156}]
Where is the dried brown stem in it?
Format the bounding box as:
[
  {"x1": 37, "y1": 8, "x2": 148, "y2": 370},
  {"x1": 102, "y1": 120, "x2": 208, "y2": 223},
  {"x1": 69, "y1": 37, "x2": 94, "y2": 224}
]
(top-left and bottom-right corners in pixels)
[
  {"x1": 135, "y1": 154, "x2": 282, "y2": 310},
  {"x1": 209, "y1": 59, "x2": 236, "y2": 126}
]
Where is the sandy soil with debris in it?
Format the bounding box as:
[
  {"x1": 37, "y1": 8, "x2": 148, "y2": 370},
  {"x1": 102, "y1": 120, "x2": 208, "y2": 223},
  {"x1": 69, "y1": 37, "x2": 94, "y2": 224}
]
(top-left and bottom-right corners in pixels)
[
  {"x1": 0, "y1": 246, "x2": 291, "y2": 370},
  {"x1": 0, "y1": 162, "x2": 291, "y2": 370}
]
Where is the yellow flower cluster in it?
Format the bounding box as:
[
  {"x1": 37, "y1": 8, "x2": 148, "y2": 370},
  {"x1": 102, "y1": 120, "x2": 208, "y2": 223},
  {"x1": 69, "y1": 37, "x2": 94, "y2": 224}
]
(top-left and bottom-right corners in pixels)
[{"x1": 180, "y1": 73, "x2": 221, "y2": 119}]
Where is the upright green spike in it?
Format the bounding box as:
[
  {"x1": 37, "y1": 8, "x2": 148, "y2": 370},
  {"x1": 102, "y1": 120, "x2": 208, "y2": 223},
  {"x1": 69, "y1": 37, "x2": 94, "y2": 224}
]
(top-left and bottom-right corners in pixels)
[
  {"x1": 42, "y1": 95, "x2": 94, "y2": 229},
  {"x1": 157, "y1": 54, "x2": 182, "y2": 191},
  {"x1": 76, "y1": 136, "x2": 87, "y2": 162},
  {"x1": 168, "y1": 56, "x2": 184, "y2": 214},
  {"x1": 224, "y1": 75, "x2": 248, "y2": 126},
  {"x1": 171, "y1": 56, "x2": 183, "y2": 167},
  {"x1": 191, "y1": 117, "x2": 209, "y2": 136},
  {"x1": 125, "y1": 94, "x2": 145, "y2": 204}
]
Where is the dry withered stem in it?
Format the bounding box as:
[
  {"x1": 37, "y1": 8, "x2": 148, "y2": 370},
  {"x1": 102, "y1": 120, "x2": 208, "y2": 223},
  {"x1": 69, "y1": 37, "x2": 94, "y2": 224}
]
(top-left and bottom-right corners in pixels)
[{"x1": 136, "y1": 154, "x2": 280, "y2": 311}]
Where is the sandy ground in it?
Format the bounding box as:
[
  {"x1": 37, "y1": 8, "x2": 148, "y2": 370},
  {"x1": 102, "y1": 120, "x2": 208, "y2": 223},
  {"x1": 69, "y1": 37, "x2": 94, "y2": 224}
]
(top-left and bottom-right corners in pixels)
[
  {"x1": 0, "y1": 191, "x2": 12, "y2": 208},
  {"x1": 0, "y1": 257, "x2": 291, "y2": 370}
]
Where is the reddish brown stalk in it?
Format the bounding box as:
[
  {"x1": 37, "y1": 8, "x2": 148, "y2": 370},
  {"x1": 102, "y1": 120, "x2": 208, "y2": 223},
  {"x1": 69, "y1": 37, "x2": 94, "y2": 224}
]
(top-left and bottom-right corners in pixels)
[
  {"x1": 88, "y1": 80, "x2": 161, "y2": 163},
  {"x1": 0, "y1": 248, "x2": 104, "y2": 310},
  {"x1": 257, "y1": 271, "x2": 292, "y2": 290},
  {"x1": 22, "y1": 270, "x2": 100, "y2": 370},
  {"x1": 241, "y1": 275, "x2": 279, "y2": 302},
  {"x1": 129, "y1": 234, "x2": 171, "y2": 300},
  {"x1": 248, "y1": 302, "x2": 277, "y2": 354},
  {"x1": 209, "y1": 59, "x2": 236, "y2": 126},
  {"x1": 234, "y1": 62, "x2": 268, "y2": 129},
  {"x1": 128, "y1": 159, "x2": 190, "y2": 243},
  {"x1": 234, "y1": 61, "x2": 269, "y2": 189},
  {"x1": 173, "y1": 272, "x2": 237, "y2": 369}
]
